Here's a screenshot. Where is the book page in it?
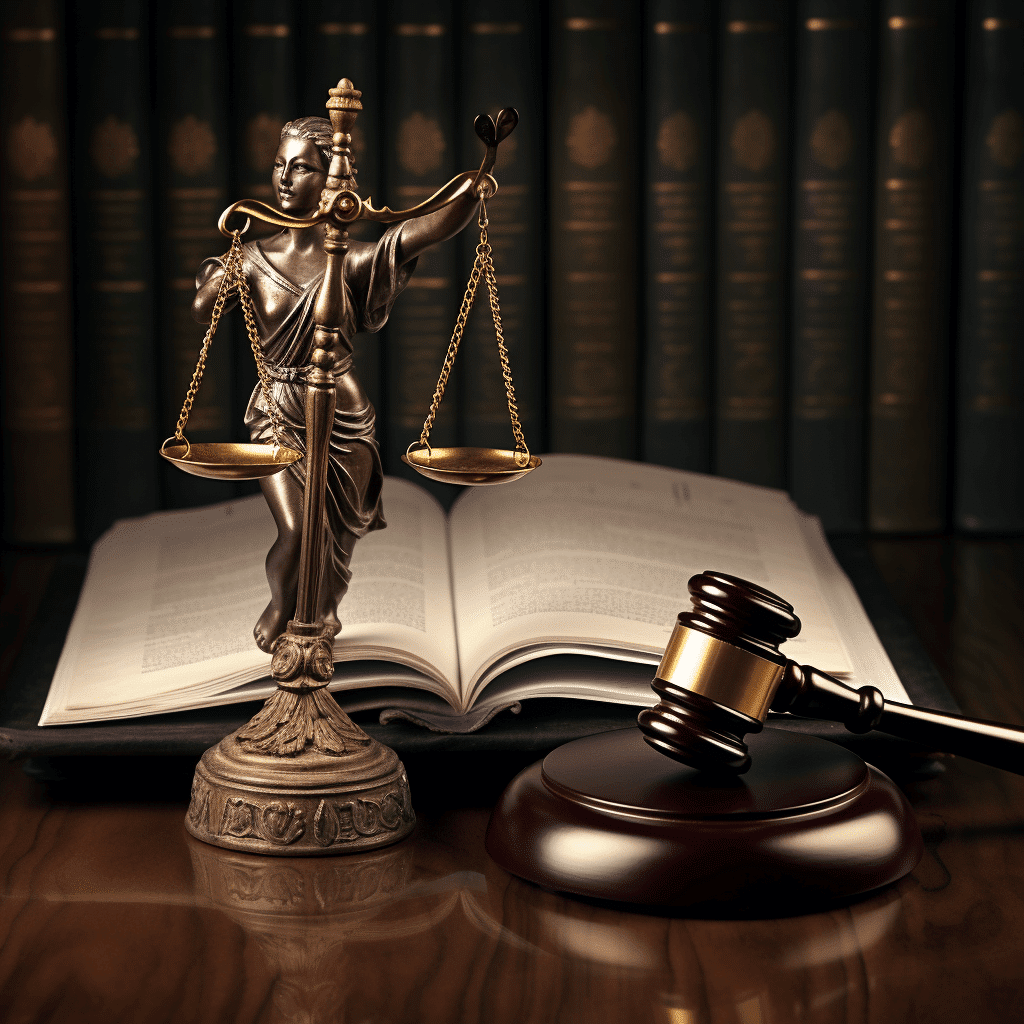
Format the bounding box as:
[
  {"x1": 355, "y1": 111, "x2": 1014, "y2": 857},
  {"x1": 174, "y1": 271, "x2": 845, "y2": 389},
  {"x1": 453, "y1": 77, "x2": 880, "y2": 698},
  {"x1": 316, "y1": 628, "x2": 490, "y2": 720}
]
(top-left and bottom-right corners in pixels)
[
  {"x1": 448, "y1": 455, "x2": 853, "y2": 705},
  {"x1": 40, "y1": 478, "x2": 458, "y2": 725}
]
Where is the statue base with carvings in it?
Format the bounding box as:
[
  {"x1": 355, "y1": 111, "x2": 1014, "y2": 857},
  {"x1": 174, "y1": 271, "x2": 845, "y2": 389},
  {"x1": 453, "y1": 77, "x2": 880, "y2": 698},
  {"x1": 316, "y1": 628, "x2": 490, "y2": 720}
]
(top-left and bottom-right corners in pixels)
[{"x1": 185, "y1": 621, "x2": 415, "y2": 856}]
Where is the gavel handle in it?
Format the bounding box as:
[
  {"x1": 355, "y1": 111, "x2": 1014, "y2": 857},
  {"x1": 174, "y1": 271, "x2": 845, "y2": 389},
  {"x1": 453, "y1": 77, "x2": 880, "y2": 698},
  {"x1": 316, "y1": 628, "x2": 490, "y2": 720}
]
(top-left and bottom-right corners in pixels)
[{"x1": 774, "y1": 663, "x2": 1024, "y2": 776}]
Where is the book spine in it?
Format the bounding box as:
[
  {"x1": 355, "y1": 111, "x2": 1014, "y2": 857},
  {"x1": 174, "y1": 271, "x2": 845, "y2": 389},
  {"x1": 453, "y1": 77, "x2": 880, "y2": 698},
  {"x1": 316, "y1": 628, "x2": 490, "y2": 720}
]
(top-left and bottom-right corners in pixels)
[
  {"x1": 301, "y1": 1, "x2": 383, "y2": 413},
  {"x1": 234, "y1": 1, "x2": 298, "y2": 204},
  {"x1": 155, "y1": 2, "x2": 235, "y2": 507},
  {"x1": 714, "y1": 0, "x2": 791, "y2": 488},
  {"x1": 868, "y1": 1, "x2": 955, "y2": 533},
  {"x1": 954, "y1": 1, "x2": 1024, "y2": 532},
  {"x1": 383, "y1": 0, "x2": 458, "y2": 477},
  {"x1": 72, "y1": 0, "x2": 160, "y2": 542},
  {"x1": 459, "y1": 1, "x2": 545, "y2": 454},
  {"x1": 789, "y1": 0, "x2": 873, "y2": 531},
  {"x1": 642, "y1": 1, "x2": 713, "y2": 472},
  {"x1": 0, "y1": 2, "x2": 75, "y2": 543},
  {"x1": 549, "y1": 2, "x2": 640, "y2": 457}
]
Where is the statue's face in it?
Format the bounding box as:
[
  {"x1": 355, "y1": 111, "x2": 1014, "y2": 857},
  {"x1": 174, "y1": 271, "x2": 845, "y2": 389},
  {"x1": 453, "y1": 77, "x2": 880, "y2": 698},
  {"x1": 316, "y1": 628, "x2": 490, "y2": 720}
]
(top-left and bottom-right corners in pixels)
[{"x1": 272, "y1": 137, "x2": 327, "y2": 215}]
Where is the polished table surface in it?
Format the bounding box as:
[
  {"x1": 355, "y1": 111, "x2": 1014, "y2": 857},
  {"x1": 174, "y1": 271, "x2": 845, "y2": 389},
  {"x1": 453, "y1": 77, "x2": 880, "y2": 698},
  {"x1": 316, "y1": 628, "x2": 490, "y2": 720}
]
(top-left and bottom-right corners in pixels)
[{"x1": 1, "y1": 538, "x2": 1023, "y2": 1023}]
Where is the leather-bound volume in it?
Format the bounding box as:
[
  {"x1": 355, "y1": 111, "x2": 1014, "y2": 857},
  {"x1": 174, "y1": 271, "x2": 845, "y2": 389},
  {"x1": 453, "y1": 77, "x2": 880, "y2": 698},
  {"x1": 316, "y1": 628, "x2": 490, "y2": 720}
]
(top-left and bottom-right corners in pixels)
[
  {"x1": 714, "y1": 1, "x2": 791, "y2": 488},
  {"x1": 72, "y1": 0, "x2": 159, "y2": 542},
  {"x1": 549, "y1": 1, "x2": 639, "y2": 457},
  {"x1": 459, "y1": 1, "x2": 545, "y2": 453},
  {"x1": 383, "y1": 0, "x2": 458, "y2": 478},
  {"x1": 642, "y1": 2, "x2": 713, "y2": 472},
  {"x1": 955, "y1": 2, "x2": 1024, "y2": 533},
  {"x1": 868, "y1": 1, "x2": 954, "y2": 533},
  {"x1": 301, "y1": 2, "x2": 383, "y2": 413},
  {"x1": 155, "y1": 1, "x2": 235, "y2": 507},
  {"x1": 0, "y1": 1, "x2": 75, "y2": 543},
  {"x1": 234, "y1": 1, "x2": 297, "y2": 204},
  {"x1": 789, "y1": 0, "x2": 873, "y2": 531}
]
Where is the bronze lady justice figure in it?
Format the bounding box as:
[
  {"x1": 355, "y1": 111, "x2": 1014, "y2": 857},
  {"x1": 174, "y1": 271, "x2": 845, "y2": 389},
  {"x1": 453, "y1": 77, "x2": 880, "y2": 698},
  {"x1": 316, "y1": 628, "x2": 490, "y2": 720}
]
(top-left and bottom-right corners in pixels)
[{"x1": 192, "y1": 116, "x2": 482, "y2": 653}]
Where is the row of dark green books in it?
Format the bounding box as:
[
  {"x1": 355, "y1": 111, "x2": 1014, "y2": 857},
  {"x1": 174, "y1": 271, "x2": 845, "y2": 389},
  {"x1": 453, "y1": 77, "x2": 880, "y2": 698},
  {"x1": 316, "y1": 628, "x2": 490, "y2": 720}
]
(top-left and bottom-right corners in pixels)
[{"x1": 1, "y1": 0, "x2": 1021, "y2": 546}]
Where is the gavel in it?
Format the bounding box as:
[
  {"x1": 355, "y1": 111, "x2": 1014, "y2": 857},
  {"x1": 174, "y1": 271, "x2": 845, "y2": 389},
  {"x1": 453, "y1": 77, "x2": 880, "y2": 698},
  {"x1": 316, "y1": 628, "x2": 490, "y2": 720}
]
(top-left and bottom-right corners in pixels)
[{"x1": 638, "y1": 571, "x2": 1024, "y2": 775}]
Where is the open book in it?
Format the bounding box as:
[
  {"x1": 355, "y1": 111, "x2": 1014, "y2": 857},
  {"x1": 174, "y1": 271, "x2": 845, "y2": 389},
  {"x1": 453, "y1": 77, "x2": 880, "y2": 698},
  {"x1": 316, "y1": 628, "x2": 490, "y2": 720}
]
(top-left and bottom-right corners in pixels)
[{"x1": 40, "y1": 455, "x2": 909, "y2": 727}]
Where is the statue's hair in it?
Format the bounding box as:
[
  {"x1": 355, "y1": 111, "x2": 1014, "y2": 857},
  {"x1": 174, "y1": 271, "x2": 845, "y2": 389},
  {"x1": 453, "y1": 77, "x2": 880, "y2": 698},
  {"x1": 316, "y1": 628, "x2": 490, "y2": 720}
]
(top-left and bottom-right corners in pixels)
[{"x1": 280, "y1": 117, "x2": 333, "y2": 169}]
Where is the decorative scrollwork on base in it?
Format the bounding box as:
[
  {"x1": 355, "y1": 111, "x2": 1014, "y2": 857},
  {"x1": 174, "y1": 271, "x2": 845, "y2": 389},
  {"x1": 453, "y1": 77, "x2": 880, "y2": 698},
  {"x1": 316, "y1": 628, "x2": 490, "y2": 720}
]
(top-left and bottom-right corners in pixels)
[
  {"x1": 218, "y1": 797, "x2": 307, "y2": 846},
  {"x1": 312, "y1": 777, "x2": 414, "y2": 848}
]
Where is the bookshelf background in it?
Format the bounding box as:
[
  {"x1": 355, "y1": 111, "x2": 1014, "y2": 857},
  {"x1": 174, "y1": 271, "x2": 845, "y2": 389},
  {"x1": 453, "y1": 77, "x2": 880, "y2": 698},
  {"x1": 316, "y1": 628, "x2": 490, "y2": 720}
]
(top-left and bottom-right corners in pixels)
[{"x1": 1, "y1": 0, "x2": 1021, "y2": 545}]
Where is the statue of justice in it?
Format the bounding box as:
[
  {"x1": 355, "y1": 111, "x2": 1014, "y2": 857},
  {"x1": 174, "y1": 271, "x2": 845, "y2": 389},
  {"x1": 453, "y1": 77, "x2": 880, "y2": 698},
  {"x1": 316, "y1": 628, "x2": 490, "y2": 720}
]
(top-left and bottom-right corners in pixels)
[{"x1": 169, "y1": 79, "x2": 533, "y2": 856}]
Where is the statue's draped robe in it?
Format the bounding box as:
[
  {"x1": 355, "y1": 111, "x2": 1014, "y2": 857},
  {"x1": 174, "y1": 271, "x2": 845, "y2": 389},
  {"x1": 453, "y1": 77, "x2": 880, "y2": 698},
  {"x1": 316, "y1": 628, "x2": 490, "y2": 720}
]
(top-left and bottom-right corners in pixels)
[{"x1": 206, "y1": 225, "x2": 412, "y2": 598}]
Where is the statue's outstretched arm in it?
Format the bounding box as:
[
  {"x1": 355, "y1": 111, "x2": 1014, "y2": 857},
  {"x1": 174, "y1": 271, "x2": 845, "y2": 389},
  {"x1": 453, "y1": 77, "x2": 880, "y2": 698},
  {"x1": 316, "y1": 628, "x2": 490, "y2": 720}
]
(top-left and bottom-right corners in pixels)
[{"x1": 392, "y1": 185, "x2": 480, "y2": 268}]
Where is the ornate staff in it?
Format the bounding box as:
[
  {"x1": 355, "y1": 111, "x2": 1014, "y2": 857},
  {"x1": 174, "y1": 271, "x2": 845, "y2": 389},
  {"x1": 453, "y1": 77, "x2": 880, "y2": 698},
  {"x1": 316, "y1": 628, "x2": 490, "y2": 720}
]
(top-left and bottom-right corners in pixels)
[{"x1": 180, "y1": 80, "x2": 517, "y2": 856}]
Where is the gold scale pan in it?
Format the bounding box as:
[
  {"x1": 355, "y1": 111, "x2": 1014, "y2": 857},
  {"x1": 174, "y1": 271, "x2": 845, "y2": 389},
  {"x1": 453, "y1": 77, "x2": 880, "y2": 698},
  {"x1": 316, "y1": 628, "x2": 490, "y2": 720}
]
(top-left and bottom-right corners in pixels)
[{"x1": 161, "y1": 102, "x2": 538, "y2": 488}]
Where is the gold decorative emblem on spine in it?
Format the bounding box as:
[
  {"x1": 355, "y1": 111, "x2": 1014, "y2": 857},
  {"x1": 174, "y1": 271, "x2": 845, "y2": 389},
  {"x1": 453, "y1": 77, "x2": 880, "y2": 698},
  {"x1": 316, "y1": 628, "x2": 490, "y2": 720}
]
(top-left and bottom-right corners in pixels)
[
  {"x1": 566, "y1": 105, "x2": 617, "y2": 169},
  {"x1": 6, "y1": 116, "x2": 58, "y2": 181},
  {"x1": 809, "y1": 109, "x2": 853, "y2": 171},
  {"x1": 246, "y1": 112, "x2": 285, "y2": 172},
  {"x1": 168, "y1": 115, "x2": 217, "y2": 176},
  {"x1": 730, "y1": 109, "x2": 775, "y2": 173},
  {"x1": 397, "y1": 112, "x2": 446, "y2": 176},
  {"x1": 91, "y1": 115, "x2": 140, "y2": 178},
  {"x1": 657, "y1": 110, "x2": 699, "y2": 172},
  {"x1": 889, "y1": 109, "x2": 933, "y2": 170},
  {"x1": 986, "y1": 109, "x2": 1024, "y2": 169}
]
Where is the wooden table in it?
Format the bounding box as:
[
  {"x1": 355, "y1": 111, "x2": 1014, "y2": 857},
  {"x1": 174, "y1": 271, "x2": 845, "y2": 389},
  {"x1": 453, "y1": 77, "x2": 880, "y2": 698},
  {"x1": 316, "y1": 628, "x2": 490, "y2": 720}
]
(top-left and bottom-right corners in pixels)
[{"x1": 1, "y1": 538, "x2": 1023, "y2": 1023}]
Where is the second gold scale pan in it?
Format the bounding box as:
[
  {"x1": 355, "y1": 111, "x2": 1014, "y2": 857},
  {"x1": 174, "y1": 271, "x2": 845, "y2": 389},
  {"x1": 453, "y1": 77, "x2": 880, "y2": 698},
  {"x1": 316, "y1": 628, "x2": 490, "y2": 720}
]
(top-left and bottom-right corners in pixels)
[{"x1": 401, "y1": 446, "x2": 541, "y2": 486}]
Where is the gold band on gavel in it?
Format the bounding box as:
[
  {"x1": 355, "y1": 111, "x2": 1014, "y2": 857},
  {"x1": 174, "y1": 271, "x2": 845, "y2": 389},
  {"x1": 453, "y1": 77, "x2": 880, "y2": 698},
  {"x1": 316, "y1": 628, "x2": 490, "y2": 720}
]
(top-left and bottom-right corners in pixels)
[{"x1": 654, "y1": 623, "x2": 785, "y2": 722}]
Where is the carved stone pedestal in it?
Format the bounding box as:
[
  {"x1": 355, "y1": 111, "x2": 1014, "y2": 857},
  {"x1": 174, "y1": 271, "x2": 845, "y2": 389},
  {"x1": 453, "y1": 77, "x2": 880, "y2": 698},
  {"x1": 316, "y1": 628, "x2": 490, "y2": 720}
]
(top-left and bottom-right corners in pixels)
[{"x1": 186, "y1": 623, "x2": 414, "y2": 856}]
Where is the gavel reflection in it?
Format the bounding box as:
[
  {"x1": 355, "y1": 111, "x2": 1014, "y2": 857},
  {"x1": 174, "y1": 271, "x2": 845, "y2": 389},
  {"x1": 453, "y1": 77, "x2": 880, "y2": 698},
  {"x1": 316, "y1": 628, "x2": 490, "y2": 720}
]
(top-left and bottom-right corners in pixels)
[{"x1": 638, "y1": 571, "x2": 1024, "y2": 776}]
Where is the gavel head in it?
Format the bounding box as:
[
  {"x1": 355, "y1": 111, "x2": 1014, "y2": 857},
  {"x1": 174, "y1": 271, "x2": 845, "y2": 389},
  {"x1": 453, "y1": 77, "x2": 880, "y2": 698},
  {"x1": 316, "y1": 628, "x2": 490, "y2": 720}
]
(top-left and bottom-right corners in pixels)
[{"x1": 637, "y1": 572, "x2": 801, "y2": 774}]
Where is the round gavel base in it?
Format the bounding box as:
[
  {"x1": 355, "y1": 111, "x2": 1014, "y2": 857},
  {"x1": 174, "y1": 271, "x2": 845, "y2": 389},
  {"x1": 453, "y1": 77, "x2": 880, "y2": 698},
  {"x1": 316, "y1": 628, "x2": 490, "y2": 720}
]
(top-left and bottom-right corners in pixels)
[{"x1": 485, "y1": 727, "x2": 922, "y2": 912}]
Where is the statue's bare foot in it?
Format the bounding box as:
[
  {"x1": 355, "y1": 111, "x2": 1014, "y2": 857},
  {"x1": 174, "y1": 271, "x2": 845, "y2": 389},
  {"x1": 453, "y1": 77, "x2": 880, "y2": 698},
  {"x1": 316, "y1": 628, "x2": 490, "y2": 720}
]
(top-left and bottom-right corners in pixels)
[
  {"x1": 322, "y1": 610, "x2": 341, "y2": 640},
  {"x1": 254, "y1": 600, "x2": 289, "y2": 653}
]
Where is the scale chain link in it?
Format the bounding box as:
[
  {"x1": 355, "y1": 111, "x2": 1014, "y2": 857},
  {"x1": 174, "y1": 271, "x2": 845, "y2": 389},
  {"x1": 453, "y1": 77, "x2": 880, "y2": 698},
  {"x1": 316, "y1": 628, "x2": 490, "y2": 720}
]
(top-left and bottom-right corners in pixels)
[
  {"x1": 173, "y1": 231, "x2": 285, "y2": 448},
  {"x1": 417, "y1": 198, "x2": 529, "y2": 464}
]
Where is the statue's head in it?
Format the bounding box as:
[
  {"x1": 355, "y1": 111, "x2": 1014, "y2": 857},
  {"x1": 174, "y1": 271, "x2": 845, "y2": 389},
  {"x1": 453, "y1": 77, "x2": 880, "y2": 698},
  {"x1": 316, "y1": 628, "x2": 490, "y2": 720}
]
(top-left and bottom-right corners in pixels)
[
  {"x1": 280, "y1": 117, "x2": 333, "y2": 169},
  {"x1": 273, "y1": 117, "x2": 332, "y2": 215}
]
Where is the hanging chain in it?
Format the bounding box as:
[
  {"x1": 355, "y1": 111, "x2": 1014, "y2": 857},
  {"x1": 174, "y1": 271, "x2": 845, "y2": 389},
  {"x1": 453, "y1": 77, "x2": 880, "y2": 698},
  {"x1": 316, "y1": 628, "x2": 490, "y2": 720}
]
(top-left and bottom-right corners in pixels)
[
  {"x1": 416, "y1": 197, "x2": 529, "y2": 463},
  {"x1": 172, "y1": 231, "x2": 285, "y2": 447}
]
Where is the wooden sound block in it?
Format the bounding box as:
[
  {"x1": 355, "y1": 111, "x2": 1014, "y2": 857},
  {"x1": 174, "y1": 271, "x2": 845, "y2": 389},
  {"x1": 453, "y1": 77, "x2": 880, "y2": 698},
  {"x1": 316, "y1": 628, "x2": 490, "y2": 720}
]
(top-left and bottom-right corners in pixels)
[{"x1": 485, "y1": 727, "x2": 923, "y2": 912}]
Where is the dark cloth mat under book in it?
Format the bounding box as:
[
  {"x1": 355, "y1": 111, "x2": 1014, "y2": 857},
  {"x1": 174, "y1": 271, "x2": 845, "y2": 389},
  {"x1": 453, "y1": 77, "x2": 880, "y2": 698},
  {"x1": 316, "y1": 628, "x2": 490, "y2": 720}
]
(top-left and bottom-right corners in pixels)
[{"x1": 0, "y1": 542, "x2": 957, "y2": 775}]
